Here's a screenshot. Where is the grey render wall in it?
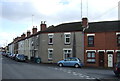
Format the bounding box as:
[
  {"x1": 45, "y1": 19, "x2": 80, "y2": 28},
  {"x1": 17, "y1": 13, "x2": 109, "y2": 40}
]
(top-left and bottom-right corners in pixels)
[{"x1": 38, "y1": 31, "x2": 84, "y2": 63}]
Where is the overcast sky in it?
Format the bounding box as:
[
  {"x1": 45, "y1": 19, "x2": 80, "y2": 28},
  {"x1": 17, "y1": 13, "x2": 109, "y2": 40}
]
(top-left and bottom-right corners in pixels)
[{"x1": 0, "y1": 0, "x2": 120, "y2": 47}]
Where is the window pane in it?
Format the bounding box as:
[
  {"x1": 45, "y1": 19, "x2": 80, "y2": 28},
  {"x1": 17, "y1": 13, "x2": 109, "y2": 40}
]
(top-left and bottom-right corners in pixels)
[
  {"x1": 49, "y1": 54, "x2": 52, "y2": 58},
  {"x1": 68, "y1": 50, "x2": 71, "y2": 53},
  {"x1": 88, "y1": 36, "x2": 94, "y2": 46},
  {"x1": 66, "y1": 38, "x2": 70, "y2": 43},
  {"x1": 118, "y1": 40, "x2": 120, "y2": 44},
  {"x1": 66, "y1": 34, "x2": 70, "y2": 37},
  {"x1": 87, "y1": 53, "x2": 91, "y2": 57},
  {"x1": 87, "y1": 59, "x2": 92, "y2": 62},
  {"x1": 48, "y1": 50, "x2": 53, "y2": 59},
  {"x1": 91, "y1": 59, "x2": 95, "y2": 62},
  {"x1": 64, "y1": 50, "x2": 72, "y2": 59},
  {"x1": 88, "y1": 37, "x2": 94, "y2": 40},
  {"x1": 49, "y1": 38, "x2": 53, "y2": 43},
  {"x1": 88, "y1": 41, "x2": 93, "y2": 44},
  {"x1": 117, "y1": 52, "x2": 120, "y2": 62},
  {"x1": 118, "y1": 36, "x2": 120, "y2": 39},
  {"x1": 92, "y1": 52, "x2": 95, "y2": 58}
]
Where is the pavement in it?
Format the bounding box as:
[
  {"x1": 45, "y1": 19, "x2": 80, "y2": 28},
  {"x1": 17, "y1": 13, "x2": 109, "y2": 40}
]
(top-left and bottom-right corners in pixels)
[{"x1": 2, "y1": 56, "x2": 120, "y2": 80}]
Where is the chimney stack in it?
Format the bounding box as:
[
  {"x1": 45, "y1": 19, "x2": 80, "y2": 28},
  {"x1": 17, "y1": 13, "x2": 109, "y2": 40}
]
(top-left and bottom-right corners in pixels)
[
  {"x1": 27, "y1": 30, "x2": 31, "y2": 37},
  {"x1": 21, "y1": 33, "x2": 26, "y2": 39},
  {"x1": 81, "y1": 17, "x2": 89, "y2": 28},
  {"x1": 32, "y1": 26, "x2": 37, "y2": 34},
  {"x1": 40, "y1": 21, "x2": 47, "y2": 31}
]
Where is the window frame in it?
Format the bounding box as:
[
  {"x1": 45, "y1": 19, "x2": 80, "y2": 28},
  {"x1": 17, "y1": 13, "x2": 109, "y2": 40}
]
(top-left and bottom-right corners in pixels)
[
  {"x1": 63, "y1": 49, "x2": 72, "y2": 59},
  {"x1": 88, "y1": 36, "x2": 94, "y2": 47},
  {"x1": 48, "y1": 34, "x2": 54, "y2": 45},
  {"x1": 117, "y1": 35, "x2": 120, "y2": 46},
  {"x1": 87, "y1": 51, "x2": 96, "y2": 63},
  {"x1": 64, "y1": 33, "x2": 71, "y2": 45},
  {"x1": 117, "y1": 52, "x2": 120, "y2": 63},
  {"x1": 48, "y1": 49, "x2": 53, "y2": 60}
]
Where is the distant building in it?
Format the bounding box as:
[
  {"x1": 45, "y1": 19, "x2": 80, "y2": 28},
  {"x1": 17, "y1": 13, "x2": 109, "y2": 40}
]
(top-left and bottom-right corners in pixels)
[{"x1": 118, "y1": 1, "x2": 120, "y2": 20}]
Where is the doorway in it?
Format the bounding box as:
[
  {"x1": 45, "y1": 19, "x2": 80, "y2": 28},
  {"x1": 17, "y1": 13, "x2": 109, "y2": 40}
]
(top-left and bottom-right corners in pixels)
[
  {"x1": 108, "y1": 54, "x2": 113, "y2": 67},
  {"x1": 99, "y1": 52, "x2": 104, "y2": 67}
]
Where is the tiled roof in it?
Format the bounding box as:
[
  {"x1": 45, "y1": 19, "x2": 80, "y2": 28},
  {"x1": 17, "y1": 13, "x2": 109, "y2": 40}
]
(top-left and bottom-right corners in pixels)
[
  {"x1": 43, "y1": 20, "x2": 120, "y2": 33},
  {"x1": 42, "y1": 22, "x2": 83, "y2": 33},
  {"x1": 16, "y1": 20, "x2": 120, "y2": 43},
  {"x1": 85, "y1": 20, "x2": 120, "y2": 33}
]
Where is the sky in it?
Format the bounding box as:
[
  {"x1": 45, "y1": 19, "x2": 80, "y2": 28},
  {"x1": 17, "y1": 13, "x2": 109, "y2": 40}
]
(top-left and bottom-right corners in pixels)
[{"x1": 0, "y1": 0, "x2": 120, "y2": 47}]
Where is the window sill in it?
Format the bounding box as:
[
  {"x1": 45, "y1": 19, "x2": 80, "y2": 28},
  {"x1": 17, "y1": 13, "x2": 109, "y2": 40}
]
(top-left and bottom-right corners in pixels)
[
  {"x1": 48, "y1": 59, "x2": 53, "y2": 61},
  {"x1": 87, "y1": 62, "x2": 96, "y2": 64},
  {"x1": 48, "y1": 44, "x2": 53, "y2": 45},
  {"x1": 64, "y1": 43, "x2": 71, "y2": 45}
]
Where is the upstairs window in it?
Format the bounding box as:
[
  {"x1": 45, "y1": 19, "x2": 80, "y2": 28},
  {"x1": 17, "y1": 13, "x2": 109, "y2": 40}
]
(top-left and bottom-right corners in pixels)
[
  {"x1": 87, "y1": 34, "x2": 95, "y2": 47},
  {"x1": 117, "y1": 35, "x2": 120, "y2": 46},
  {"x1": 64, "y1": 33, "x2": 71, "y2": 45},
  {"x1": 48, "y1": 33, "x2": 54, "y2": 45}
]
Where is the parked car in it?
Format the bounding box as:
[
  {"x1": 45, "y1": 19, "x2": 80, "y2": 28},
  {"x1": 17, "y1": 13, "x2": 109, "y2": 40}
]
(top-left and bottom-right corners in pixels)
[
  {"x1": 11, "y1": 53, "x2": 16, "y2": 60},
  {"x1": 57, "y1": 57, "x2": 83, "y2": 68},
  {"x1": 8, "y1": 53, "x2": 13, "y2": 58},
  {"x1": 6, "y1": 53, "x2": 11, "y2": 57},
  {"x1": 2, "y1": 52, "x2": 7, "y2": 56},
  {"x1": 15, "y1": 54, "x2": 28, "y2": 62},
  {"x1": 114, "y1": 62, "x2": 120, "y2": 76}
]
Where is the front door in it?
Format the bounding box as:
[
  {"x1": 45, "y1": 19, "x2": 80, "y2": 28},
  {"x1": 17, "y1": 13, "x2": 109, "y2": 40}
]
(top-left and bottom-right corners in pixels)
[
  {"x1": 99, "y1": 52, "x2": 104, "y2": 67},
  {"x1": 108, "y1": 54, "x2": 113, "y2": 67}
]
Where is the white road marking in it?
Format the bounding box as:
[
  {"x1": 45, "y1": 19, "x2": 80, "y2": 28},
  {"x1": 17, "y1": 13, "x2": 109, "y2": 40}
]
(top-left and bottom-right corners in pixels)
[
  {"x1": 55, "y1": 68, "x2": 58, "y2": 70},
  {"x1": 67, "y1": 71, "x2": 71, "y2": 73},
  {"x1": 48, "y1": 67, "x2": 96, "y2": 79}
]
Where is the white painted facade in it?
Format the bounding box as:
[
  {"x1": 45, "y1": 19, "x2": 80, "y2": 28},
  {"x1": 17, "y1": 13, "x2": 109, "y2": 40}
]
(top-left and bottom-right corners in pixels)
[{"x1": 8, "y1": 43, "x2": 14, "y2": 53}]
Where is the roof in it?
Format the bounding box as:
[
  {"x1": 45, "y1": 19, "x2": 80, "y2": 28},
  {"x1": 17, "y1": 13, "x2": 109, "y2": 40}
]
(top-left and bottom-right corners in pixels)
[
  {"x1": 42, "y1": 20, "x2": 120, "y2": 33},
  {"x1": 42, "y1": 22, "x2": 83, "y2": 33},
  {"x1": 85, "y1": 20, "x2": 120, "y2": 33},
  {"x1": 16, "y1": 20, "x2": 120, "y2": 42}
]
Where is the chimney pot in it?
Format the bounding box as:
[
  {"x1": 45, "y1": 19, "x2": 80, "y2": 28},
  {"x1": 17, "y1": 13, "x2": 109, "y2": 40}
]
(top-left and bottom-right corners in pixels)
[
  {"x1": 82, "y1": 17, "x2": 89, "y2": 28},
  {"x1": 27, "y1": 30, "x2": 31, "y2": 37},
  {"x1": 32, "y1": 27, "x2": 37, "y2": 34},
  {"x1": 41, "y1": 21, "x2": 47, "y2": 31}
]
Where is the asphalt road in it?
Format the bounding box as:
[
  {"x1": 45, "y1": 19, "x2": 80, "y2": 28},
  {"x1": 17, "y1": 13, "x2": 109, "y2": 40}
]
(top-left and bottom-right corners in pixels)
[{"x1": 2, "y1": 56, "x2": 120, "y2": 80}]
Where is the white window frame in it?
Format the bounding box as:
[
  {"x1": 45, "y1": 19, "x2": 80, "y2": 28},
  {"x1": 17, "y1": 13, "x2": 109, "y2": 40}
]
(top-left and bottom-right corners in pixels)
[
  {"x1": 63, "y1": 48, "x2": 72, "y2": 59},
  {"x1": 87, "y1": 34, "x2": 95, "y2": 36},
  {"x1": 48, "y1": 48, "x2": 53, "y2": 59},
  {"x1": 116, "y1": 32, "x2": 120, "y2": 35},
  {"x1": 97, "y1": 50, "x2": 105, "y2": 52},
  {"x1": 64, "y1": 33, "x2": 71, "y2": 44},
  {"x1": 106, "y1": 50, "x2": 114, "y2": 52},
  {"x1": 48, "y1": 33, "x2": 54, "y2": 44}
]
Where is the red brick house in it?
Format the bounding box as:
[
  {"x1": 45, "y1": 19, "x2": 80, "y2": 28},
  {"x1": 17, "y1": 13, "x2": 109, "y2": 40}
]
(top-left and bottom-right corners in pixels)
[{"x1": 84, "y1": 20, "x2": 120, "y2": 68}]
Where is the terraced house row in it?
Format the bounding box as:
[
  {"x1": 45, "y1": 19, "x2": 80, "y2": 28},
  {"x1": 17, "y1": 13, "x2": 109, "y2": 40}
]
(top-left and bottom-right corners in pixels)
[{"x1": 8, "y1": 18, "x2": 120, "y2": 68}]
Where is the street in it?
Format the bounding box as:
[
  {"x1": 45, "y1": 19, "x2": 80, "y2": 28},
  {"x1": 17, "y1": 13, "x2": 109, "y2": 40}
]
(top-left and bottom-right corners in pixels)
[{"x1": 2, "y1": 56, "x2": 120, "y2": 80}]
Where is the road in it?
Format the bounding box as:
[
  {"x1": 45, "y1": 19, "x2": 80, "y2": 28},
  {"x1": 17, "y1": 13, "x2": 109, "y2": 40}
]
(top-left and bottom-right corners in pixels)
[{"x1": 2, "y1": 56, "x2": 120, "y2": 80}]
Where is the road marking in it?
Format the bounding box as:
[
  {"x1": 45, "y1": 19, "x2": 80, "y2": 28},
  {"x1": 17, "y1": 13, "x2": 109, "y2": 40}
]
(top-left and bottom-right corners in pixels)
[
  {"x1": 63, "y1": 69, "x2": 67, "y2": 72},
  {"x1": 55, "y1": 68, "x2": 58, "y2": 70},
  {"x1": 79, "y1": 75, "x2": 84, "y2": 77},
  {"x1": 47, "y1": 67, "x2": 96, "y2": 79}
]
